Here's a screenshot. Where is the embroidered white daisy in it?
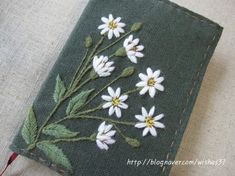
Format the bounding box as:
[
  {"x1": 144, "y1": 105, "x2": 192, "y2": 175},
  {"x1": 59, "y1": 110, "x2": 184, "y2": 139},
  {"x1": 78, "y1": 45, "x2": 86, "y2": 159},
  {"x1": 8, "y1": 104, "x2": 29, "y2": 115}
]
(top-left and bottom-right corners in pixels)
[
  {"x1": 123, "y1": 35, "x2": 144, "y2": 63},
  {"x1": 92, "y1": 55, "x2": 115, "y2": 77},
  {"x1": 98, "y1": 14, "x2": 126, "y2": 39},
  {"x1": 135, "y1": 106, "x2": 165, "y2": 137},
  {"x1": 136, "y1": 67, "x2": 164, "y2": 98},
  {"x1": 96, "y1": 121, "x2": 116, "y2": 150},
  {"x1": 102, "y1": 87, "x2": 128, "y2": 118}
]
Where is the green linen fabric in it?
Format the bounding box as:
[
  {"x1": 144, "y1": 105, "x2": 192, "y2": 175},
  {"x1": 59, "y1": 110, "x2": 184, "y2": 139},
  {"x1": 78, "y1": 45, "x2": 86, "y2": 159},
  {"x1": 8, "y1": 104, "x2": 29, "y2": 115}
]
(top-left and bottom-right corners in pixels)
[{"x1": 10, "y1": 0, "x2": 223, "y2": 175}]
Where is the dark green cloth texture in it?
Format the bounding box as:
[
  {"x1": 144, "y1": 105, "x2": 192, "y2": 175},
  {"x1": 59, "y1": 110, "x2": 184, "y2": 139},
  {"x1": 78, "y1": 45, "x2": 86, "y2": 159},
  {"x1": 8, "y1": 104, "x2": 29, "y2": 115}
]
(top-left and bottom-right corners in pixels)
[{"x1": 10, "y1": 0, "x2": 223, "y2": 175}]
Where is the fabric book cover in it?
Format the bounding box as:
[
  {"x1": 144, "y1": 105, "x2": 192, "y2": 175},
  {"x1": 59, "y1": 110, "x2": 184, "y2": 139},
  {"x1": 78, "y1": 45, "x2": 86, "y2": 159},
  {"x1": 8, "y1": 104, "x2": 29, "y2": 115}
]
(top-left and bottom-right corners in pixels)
[{"x1": 9, "y1": 0, "x2": 223, "y2": 175}]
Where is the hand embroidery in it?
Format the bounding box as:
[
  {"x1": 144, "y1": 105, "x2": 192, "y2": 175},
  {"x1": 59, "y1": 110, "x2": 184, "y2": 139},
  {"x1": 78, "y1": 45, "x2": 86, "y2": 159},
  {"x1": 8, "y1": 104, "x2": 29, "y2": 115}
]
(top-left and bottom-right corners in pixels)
[
  {"x1": 136, "y1": 67, "x2": 165, "y2": 98},
  {"x1": 20, "y1": 14, "x2": 165, "y2": 173}
]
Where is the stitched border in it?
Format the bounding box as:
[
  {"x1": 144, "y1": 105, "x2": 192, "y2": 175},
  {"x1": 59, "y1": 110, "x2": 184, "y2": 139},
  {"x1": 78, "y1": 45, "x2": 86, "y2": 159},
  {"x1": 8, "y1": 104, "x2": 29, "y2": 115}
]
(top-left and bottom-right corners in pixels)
[
  {"x1": 160, "y1": 33, "x2": 218, "y2": 175},
  {"x1": 11, "y1": 0, "x2": 221, "y2": 175}
]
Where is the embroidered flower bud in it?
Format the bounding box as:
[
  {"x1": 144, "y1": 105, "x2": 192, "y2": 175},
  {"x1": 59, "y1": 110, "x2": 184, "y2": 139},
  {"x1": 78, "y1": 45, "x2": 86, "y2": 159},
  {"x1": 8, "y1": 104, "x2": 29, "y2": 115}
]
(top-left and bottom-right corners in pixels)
[
  {"x1": 90, "y1": 133, "x2": 97, "y2": 141},
  {"x1": 120, "y1": 67, "x2": 135, "y2": 78},
  {"x1": 92, "y1": 55, "x2": 115, "y2": 77},
  {"x1": 115, "y1": 47, "x2": 127, "y2": 57},
  {"x1": 125, "y1": 137, "x2": 140, "y2": 148},
  {"x1": 89, "y1": 69, "x2": 98, "y2": 80},
  {"x1": 131, "y1": 22, "x2": 143, "y2": 32},
  {"x1": 85, "y1": 36, "x2": 93, "y2": 48}
]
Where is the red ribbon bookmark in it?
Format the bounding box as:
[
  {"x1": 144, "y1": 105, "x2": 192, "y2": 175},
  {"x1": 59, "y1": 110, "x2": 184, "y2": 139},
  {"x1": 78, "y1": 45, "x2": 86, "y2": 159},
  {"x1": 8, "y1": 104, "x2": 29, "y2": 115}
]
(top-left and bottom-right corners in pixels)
[{"x1": 0, "y1": 152, "x2": 18, "y2": 176}]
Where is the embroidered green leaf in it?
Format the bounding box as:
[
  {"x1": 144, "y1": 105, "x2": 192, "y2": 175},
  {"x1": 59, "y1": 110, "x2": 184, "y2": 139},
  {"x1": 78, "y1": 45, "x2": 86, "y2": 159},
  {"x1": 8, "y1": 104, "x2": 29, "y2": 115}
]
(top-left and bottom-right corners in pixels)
[
  {"x1": 131, "y1": 22, "x2": 143, "y2": 32},
  {"x1": 21, "y1": 107, "x2": 37, "y2": 145},
  {"x1": 125, "y1": 137, "x2": 141, "y2": 148},
  {"x1": 53, "y1": 75, "x2": 66, "y2": 103},
  {"x1": 66, "y1": 89, "x2": 94, "y2": 115},
  {"x1": 42, "y1": 124, "x2": 79, "y2": 138},
  {"x1": 115, "y1": 47, "x2": 126, "y2": 57},
  {"x1": 120, "y1": 67, "x2": 135, "y2": 78},
  {"x1": 36, "y1": 142, "x2": 72, "y2": 172}
]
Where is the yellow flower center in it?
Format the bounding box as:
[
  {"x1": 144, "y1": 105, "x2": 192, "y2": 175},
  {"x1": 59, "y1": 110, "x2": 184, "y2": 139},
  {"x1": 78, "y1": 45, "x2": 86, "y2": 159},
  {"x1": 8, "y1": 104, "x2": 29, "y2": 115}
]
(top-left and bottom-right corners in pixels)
[
  {"x1": 147, "y1": 78, "x2": 156, "y2": 87},
  {"x1": 145, "y1": 117, "x2": 155, "y2": 128},
  {"x1": 109, "y1": 21, "x2": 118, "y2": 29},
  {"x1": 112, "y1": 97, "x2": 120, "y2": 106}
]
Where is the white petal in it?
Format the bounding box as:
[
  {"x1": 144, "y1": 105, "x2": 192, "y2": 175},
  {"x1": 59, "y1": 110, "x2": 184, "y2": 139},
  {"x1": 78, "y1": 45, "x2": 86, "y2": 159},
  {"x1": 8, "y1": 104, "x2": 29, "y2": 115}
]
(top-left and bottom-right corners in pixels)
[
  {"x1": 154, "y1": 114, "x2": 164, "y2": 121},
  {"x1": 119, "y1": 95, "x2": 128, "y2": 101},
  {"x1": 147, "y1": 67, "x2": 153, "y2": 76},
  {"x1": 118, "y1": 22, "x2": 126, "y2": 27},
  {"x1": 101, "y1": 17, "x2": 109, "y2": 23},
  {"x1": 154, "y1": 122, "x2": 165, "y2": 128},
  {"x1": 127, "y1": 51, "x2": 135, "y2": 56},
  {"x1": 153, "y1": 70, "x2": 160, "y2": 77},
  {"x1": 108, "y1": 106, "x2": 115, "y2": 116},
  {"x1": 96, "y1": 140, "x2": 105, "y2": 150},
  {"x1": 135, "y1": 115, "x2": 145, "y2": 121},
  {"x1": 113, "y1": 29, "x2": 120, "y2": 38},
  {"x1": 102, "y1": 102, "x2": 112, "y2": 109},
  {"x1": 109, "y1": 14, "x2": 114, "y2": 21},
  {"x1": 138, "y1": 73, "x2": 148, "y2": 81},
  {"x1": 141, "y1": 107, "x2": 148, "y2": 117},
  {"x1": 102, "y1": 143, "x2": 109, "y2": 150},
  {"x1": 107, "y1": 87, "x2": 115, "y2": 97},
  {"x1": 154, "y1": 84, "x2": 164, "y2": 91},
  {"x1": 115, "y1": 107, "x2": 121, "y2": 118},
  {"x1": 136, "y1": 81, "x2": 147, "y2": 87},
  {"x1": 117, "y1": 27, "x2": 124, "y2": 33},
  {"x1": 129, "y1": 35, "x2": 133, "y2": 41},
  {"x1": 115, "y1": 87, "x2": 121, "y2": 97},
  {"x1": 106, "y1": 130, "x2": 116, "y2": 137},
  {"x1": 97, "y1": 134, "x2": 110, "y2": 141},
  {"x1": 101, "y1": 28, "x2": 109, "y2": 35},
  {"x1": 149, "y1": 87, "x2": 156, "y2": 98},
  {"x1": 123, "y1": 38, "x2": 129, "y2": 47},
  {"x1": 149, "y1": 106, "x2": 155, "y2": 116},
  {"x1": 137, "y1": 45, "x2": 144, "y2": 51},
  {"x1": 135, "y1": 123, "x2": 146, "y2": 128},
  {"x1": 156, "y1": 77, "x2": 164, "y2": 83},
  {"x1": 142, "y1": 127, "x2": 149, "y2": 136},
  {"x1": 149, "y1": 127, "x2": 157, "y2": 136},
  {"x1": 129, "y1": 56, "x2": 137, "y2": 63},
  {"x1": 132, "y1": 38, "x2": 139, "y2": 45},
  {"x1": 98, "y1": 24, "x2": 107, "y2": 29},
  {"x1": 135, "y1": 52, "x2": 144, "y2": 58},
  {"x1": 98, "y1": 122, "x2": 106, "y2": 132},
  {"x1": 139, "y1": 87, "x2": 149, "y2": 95},
  {"x1": 105, "y1": 139, "x2": 116, "y2": 144},
  {"x1": 108, "y1": 30, "x2": 113, "y2": 39},
  {"x1": 119, "y1": 102, "x2": 128, "y2": 109},
  {"x1": 104, "y1": 124, "x2": 113, "y2": 133},
  {"x1": 114, "y1": 17, "x2": 121, "y2": 23},
  {"x1": 101, "y1": 95, "x2": 112, "y2": 101}
]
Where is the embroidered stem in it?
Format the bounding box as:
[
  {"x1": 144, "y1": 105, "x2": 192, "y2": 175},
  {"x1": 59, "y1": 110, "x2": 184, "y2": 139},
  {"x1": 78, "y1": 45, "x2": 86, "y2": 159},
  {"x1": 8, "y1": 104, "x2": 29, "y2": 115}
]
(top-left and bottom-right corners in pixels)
[
  {"x1": 67, "y1": 77, "x2": 92, "y2": 97},
  {"x1": 112, "y1": 123, "x2": 127, "y2": 139},
  {"x1": 72, "y1": 65, "x2": 92, "y2": 89},
  {"x1": 38, "y1": 136, "x2": 96, "y2": 144},
  {"x1": 55, "y1": 114, "x2": 135, "y2": 126},
  {"x1": 33, "y1": 78, "x2": 92, "y2": 149},
  {"x1": 96, "y1": 31, "x2": 132, "y2": 55},
  {"x1": 77, "y1": 104, "x2": 103, "y2": 115},
  {"x1": 76, "y1": 115, "x2": 135, "y2": 126},
  {"x1": 68, "y1": 48, "x2": 89, "y2": 90},
  {"x1": 124, "y1": 88, "x2": 141, "y2": 95},
  {"x1": 109, "y1": 53, "x2": 116, "y2": 59},
  {"x1": 82, "y1": 75, "x2": 122, "y2": 108}
]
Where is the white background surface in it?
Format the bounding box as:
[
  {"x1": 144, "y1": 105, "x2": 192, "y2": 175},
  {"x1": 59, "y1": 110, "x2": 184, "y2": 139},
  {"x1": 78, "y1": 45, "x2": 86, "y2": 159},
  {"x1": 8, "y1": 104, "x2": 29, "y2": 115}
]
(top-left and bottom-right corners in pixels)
[{"x1": 0, "y1": 0, "x2": 234, "y2": 175}]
